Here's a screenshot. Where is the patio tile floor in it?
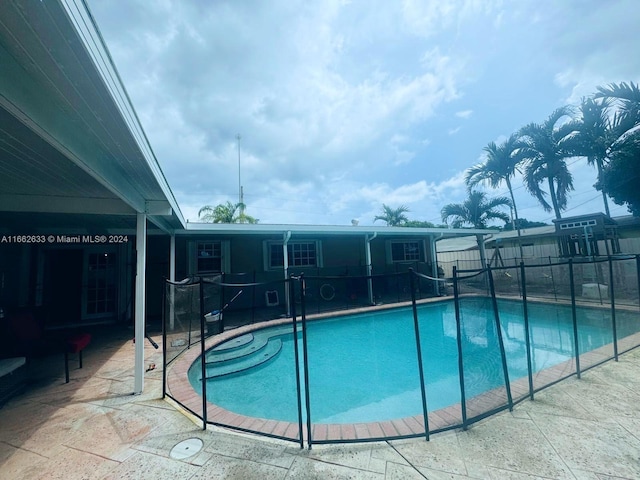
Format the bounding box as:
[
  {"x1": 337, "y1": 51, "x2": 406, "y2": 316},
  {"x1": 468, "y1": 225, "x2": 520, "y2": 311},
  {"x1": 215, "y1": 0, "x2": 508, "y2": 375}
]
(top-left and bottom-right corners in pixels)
[{"x1": 1, "y1": 324, "x2": 639, "y2": 479}]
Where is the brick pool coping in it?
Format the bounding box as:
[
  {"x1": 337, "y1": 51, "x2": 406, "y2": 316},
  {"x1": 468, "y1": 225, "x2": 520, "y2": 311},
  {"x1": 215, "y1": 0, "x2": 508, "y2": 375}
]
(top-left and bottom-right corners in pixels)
[{"x1": 166, "y1": 297, "x2": 640, "y2": 444}]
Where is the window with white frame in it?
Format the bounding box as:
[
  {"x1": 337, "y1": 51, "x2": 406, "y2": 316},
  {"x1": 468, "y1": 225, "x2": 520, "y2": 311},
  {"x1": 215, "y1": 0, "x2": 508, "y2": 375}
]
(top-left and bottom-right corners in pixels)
[
  {"x1": 266, "y1": 241, "x2": 321, "y2": 269},
  {"x1": 196, "y1": 241, "x2": 222, "y2": 273},
  {"x1": 390, "y1": 241, "x2": 421, "y2": 262}
]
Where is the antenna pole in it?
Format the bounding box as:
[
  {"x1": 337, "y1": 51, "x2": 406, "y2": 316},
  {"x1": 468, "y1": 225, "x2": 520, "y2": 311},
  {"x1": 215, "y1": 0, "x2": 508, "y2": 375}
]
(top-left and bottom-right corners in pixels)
[
  {"x1": 237, "y1": 134, "x2": 244, "y2": 217},
  {"x1": 236, "y1": 134, "x2": 242, "y2": 205}
]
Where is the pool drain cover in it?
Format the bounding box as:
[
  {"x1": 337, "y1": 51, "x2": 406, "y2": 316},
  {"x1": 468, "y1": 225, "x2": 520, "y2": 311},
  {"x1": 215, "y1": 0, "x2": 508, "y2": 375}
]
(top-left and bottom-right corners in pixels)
[{"x1": 170, "y1": 438, "x2": 203, "y2": 459}]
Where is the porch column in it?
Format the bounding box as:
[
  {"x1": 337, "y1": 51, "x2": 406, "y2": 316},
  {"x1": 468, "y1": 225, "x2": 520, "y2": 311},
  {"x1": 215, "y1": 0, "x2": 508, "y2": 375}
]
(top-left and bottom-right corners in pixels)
[
  {"x1": 365, "y1": 233, "x2": 377, "y2": 305},
  {"x1": 169, "y1": 234, "x2": 175, "y2": 330},
  {"x1": 134, "y1": 212, "x2": 147, "y2": 394}
]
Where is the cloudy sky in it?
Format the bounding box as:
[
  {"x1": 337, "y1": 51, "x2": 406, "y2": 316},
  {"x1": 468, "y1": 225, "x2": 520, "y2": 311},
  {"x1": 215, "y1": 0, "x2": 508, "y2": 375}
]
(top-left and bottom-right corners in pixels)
[{"x1": 88, "y1": 0, "x2": 639, "y2": 226}]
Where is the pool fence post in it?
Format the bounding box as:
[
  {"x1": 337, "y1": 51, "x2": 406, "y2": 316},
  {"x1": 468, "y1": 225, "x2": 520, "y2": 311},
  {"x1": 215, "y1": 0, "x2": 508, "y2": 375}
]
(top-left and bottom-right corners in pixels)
[
  {"x1": 608, "y1": 257, "x2": 619, "y2": 361},
  {"x1": 162, "y1": 279, "x2": 167, "y2": 399},
  {"x1": 409, "y1": 269, "x2": 430, "y2": 441},
  {"x1": 187, "y1": 279, "x2": 193, "y2": 347},
  {"x1": 568, "y1": 259, "x2": 581, "y2": 379},
  {"x1": 595, "y1": 258, "x2": 604, "y2": 305},
  {"x1": 251, "y1": 270, "x2": 256, "y2": 324},
  {"x1": 299, "y1": 274, "x2": 313, "y2": 449},
  {"x1": 289, "y1": 276, "x2": 305, "y2": 449},
  {"x1": 199, "y1": 279, "x2": 208, "y2": 429},
  {"x1": 519, "y1": 262, "x2": 534, "y2": 401},
  {"x1": 452, "y1": 267, "x2": 468, "y2": 430},
  {"x1": 636, "y1": 255, "x2": 640, "y2": 313},
  {"x1": 487, "y1": 265, "x2": 513, "y2": 411},
  {"x1": 220, "y1": 273, "x2": 227, "y2": 320},
  {"x1": 549, "y1": 256, "x2": 557, "y2": 301},
  {"x1": 514, "y1": 257, "x2": 522, "y2": 297}
]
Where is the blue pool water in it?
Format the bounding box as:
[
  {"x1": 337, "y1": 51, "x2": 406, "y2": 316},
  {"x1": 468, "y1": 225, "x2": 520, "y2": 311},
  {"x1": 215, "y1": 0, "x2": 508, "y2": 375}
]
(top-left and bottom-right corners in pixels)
[{"x1": 188, "y1": 298, "x2": 639, "y2": 424}]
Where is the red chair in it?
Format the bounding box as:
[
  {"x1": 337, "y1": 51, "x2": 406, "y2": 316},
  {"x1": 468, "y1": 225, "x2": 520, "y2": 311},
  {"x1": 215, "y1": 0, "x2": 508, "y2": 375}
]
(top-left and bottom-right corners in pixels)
[
  {"x1": 65, "y1": 333, "x2": 91, "y2": 383},
  {"x1": 7, "y1": 309, "x2": 91, "y2": 384}
]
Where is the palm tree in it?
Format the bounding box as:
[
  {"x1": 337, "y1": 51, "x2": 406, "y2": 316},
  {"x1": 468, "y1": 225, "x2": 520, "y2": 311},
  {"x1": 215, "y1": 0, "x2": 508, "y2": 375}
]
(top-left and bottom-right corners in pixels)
[
  {"x1": 441, "y1": 191, "x2": 511, "y2": 268},
  {"x1": 596, "y1": 131, "x2": 640, "y2": 215},
  {"x1": 571, "y1": 97, "x2": 624, "y2": 217},
  {"x1": 465, "y1": 133, "x2": 525, "y2": 258},
  {"x1": 518, "y1": 106, "x2": 578, "y2": 220},
  {"x1": 595, "y1": 81, "x2": 640, "y2": 129},
  {"x1": 573, "y1": 84, "x2": 640, "y2": 218},
  {"x1": 374, "y1": 204, "x2": 410, "y2": 226},
  {"x1": 198, "y1": 201, "x2": 258, "y2": 224}
]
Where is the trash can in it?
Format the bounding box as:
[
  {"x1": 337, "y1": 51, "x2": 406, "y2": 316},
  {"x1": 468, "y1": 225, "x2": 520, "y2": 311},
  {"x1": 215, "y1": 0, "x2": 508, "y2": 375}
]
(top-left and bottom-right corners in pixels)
[{"x1": 204, "y1": 310, "x2": 222, "y2": 335}]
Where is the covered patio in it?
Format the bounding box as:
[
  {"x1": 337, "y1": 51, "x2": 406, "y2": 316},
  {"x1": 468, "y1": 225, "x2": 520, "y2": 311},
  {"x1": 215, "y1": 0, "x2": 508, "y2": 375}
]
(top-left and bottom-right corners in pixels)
[{"x1": 0, "y1": 0, "x2": 184, "y2": 394}]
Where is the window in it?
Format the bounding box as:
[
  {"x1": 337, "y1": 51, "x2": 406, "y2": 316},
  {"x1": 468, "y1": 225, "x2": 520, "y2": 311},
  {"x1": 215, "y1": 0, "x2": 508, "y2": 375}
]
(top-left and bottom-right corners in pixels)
[
  {"x1": 266, "y1": 241, "x2": 321, "y2": 269},
  {"x1": 560, "y1": 219, "x2": 596, "y2": 230},
  {"x1": 86, "y1": 252, "x2": 117, "y2": 316},
  {"x1": 197, "y1": 242, "x2": 221, "y2": 273},
  {"x1": 390, "y1": 241, "x2": 421, "y2": 262},
  {"x1": 290, "y1": 242, "x2": 317, "y2": 267}
]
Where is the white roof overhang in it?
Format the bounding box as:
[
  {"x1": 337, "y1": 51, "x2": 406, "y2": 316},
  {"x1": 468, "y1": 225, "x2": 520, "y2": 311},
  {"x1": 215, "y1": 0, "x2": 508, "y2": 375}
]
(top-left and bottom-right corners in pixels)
[
  {"x1": 0, "y1": 0, "x2": 184, "y2": 234},
  {"x1": 181, "y1": 222, "x2": 497, "y2": 239}
]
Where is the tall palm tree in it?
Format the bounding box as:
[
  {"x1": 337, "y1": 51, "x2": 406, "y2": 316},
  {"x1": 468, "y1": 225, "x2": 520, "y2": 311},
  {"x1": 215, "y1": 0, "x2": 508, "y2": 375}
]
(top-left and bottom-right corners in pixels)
[
  {"x1": 571, "y1": 97, "x2": 615, "y2": 216},
  {"x1": 465, "y1": 133, "x2": 525, "y2": 258},
  {"x1": 596, "y1": 131, "x2": 640, "y2": 215},
  {"x1": 590, "y1": 83, "x2": 640, "y2": 216},
  {"x1": 374, "y1": 204, "x2": 410, "y2": 226},
  {"x1": 441, "y1": 191, "x2": 511, "y2": 268},
  {"x1": 595, "y1": 81, "x2": 640, "y2": 129},
  {"x1": 518, "y1": 106, "x2": 578, "y2": 220},
  {"x1": 570, "y1": 97, "x2": 639, "y2": 217},
  {"x1": 198, "y1": 201, "x2": 258, "y2": 224}
]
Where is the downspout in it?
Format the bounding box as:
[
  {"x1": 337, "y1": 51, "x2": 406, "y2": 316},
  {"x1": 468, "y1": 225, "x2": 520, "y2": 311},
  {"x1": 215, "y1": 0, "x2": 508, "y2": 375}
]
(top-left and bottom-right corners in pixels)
[
  {"x1": 431, "y1": 233, "x2": 444, "y2": 296},
  {"x1": 583, "y1": 225, "x2": 592, "y2": 258},
  {"x1": 283, "y1": 231, "x2": 292, "y2": 316},
  {"x1": 365, "y1": 232, "x2": 377, "y2": 304}
]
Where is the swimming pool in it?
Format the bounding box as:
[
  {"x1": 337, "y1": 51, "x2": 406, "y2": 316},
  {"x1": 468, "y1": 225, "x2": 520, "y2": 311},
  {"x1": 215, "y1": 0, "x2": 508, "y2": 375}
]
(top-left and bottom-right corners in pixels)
[{"x1": 187, "y1": 297, "x2": 638, "y2": 425}]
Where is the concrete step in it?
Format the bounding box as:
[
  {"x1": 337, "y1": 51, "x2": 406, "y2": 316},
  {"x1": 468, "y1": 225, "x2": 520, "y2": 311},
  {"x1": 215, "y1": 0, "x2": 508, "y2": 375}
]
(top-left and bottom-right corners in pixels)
[
  {"x1": 202, "y1": 338, "x2": 283, "y2": 379},
  {"x1": 205, "y1": 325, "x2": 293, "y2": 364}
]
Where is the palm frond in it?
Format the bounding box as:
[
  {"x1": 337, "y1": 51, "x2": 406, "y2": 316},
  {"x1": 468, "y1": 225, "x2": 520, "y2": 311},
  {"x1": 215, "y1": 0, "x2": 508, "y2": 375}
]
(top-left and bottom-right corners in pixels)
[
  {"x1": 465, "y1": 163, "x2": 490, "y2": 189},
  {"x1": 595, "y1": 81, "x2": 640, "y2": 103}
]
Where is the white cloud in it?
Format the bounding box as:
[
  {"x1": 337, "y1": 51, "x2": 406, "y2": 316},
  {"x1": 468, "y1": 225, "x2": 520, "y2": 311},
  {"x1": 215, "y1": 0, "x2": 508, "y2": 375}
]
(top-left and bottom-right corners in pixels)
[
  {"x1": 401, "y1": 0, "x2": 501, "y2": 38},
  {"x1": 88, "y1": 0, "x2": 640, "y2": 226}
]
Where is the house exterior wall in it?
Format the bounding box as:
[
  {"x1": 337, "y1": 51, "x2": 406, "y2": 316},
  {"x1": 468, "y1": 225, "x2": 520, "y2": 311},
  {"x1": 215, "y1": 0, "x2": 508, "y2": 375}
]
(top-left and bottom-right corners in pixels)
[
  {"x1": 172, "y1": 233, "x2": 439, "y2": 310},
  {"x1": 180, "y1": 234, "x2": 438, "y2": 277},
  {"x1": 319, "y1": 236, "x2": 365, "y2": 269}
]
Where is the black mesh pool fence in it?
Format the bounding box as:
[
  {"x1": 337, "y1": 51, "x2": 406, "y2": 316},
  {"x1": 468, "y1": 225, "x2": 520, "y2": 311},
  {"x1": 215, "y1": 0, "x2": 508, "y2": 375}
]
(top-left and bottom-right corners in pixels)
[{"x1": 162, "y1": 256, "x2": 640, "y2": 448}]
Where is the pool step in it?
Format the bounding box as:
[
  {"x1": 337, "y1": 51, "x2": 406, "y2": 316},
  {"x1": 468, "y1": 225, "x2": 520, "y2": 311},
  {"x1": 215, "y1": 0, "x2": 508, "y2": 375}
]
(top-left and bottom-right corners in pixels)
[
  {"x1": 211, "y1": 333, "x2": 254, "y2": 352},
  {"x1": 205, "y1": 325, "x2": 293, "y2": 364},
  {"x1": 205, "y1": 334, "x2": 260, "y2": 364},
  {"x1": 202, "y1": 338, "x2": 282, "y2": 379}
]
